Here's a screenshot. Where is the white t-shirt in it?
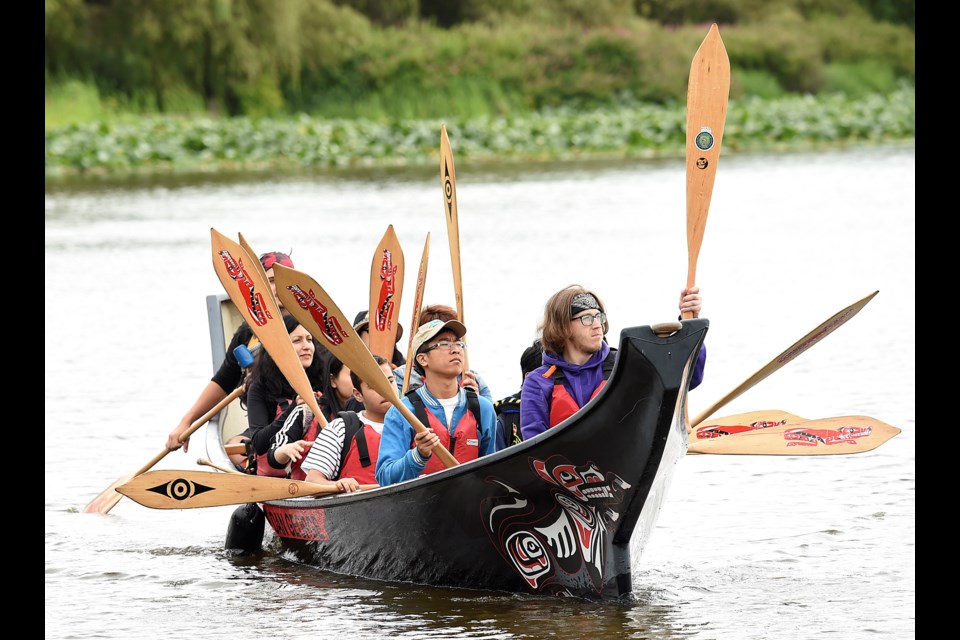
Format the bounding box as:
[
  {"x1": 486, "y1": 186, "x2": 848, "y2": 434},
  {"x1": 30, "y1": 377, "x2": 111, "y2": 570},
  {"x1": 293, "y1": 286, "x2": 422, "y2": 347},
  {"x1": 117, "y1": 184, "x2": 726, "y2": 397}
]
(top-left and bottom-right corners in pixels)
[
  {"x1": 436, "y1": 395, "x2": 459, "y2": 427},
  {"x1": 300, "y1": 411, "x2": 384, "y2": 481}
]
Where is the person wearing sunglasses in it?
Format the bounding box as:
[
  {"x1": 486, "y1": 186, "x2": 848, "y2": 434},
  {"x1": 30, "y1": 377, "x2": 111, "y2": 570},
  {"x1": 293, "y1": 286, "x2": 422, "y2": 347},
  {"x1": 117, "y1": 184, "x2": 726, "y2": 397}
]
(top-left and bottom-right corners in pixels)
[
  {"x1": 519, "y1": 284, "x2": 706, "y2": 440},
  {"x1": 376, "y1": 319, "x2": 498, "y2": 486}
]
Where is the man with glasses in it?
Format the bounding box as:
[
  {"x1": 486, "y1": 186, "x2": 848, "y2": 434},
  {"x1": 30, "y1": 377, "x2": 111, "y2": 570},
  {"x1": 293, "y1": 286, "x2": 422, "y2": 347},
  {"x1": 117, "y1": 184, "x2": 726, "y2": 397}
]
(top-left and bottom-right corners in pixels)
[
  {"x1": 375, "y1": 319, "x2": 498, "y2": 486},
  {"x1": 519, "y1": 284, "x2": 706, "y2": 440}
]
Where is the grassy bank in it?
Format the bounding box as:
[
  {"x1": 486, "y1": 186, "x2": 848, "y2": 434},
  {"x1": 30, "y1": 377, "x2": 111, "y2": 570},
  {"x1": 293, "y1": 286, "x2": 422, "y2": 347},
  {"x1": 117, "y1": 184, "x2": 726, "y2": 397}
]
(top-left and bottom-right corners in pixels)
[{"x1": 44, "y1": 85, "x2": 914, "y2": 179}]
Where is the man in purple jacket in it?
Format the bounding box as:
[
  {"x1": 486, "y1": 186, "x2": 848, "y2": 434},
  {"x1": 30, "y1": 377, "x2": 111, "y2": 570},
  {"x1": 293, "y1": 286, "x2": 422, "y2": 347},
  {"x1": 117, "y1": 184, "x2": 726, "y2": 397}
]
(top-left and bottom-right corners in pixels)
[{"x1": 519, "y1": 284, "x2": 706, "y2": 440}]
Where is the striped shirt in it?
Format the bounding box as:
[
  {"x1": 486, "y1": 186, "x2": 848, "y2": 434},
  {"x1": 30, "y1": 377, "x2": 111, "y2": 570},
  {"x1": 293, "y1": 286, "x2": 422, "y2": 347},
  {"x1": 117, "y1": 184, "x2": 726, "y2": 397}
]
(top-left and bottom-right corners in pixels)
[{"x1": 300, "y1": 411, "x2": 383, "y2": 481}]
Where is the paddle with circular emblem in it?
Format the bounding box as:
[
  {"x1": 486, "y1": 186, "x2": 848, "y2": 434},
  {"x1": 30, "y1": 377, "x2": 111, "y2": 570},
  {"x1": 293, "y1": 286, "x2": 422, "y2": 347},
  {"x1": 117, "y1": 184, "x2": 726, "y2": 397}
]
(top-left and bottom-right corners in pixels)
[{"x1": 683, "y1": 23, "x2": 730, "y2": 319}]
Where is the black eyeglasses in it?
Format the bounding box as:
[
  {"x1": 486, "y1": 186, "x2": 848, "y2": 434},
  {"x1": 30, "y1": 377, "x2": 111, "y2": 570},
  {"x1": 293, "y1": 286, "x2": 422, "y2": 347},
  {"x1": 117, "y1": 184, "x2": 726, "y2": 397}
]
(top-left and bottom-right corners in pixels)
[
  {"x1": 574, "y1": 312, "x2": 606, "y2": 326},
  {"x1": 425, "y1": 340, "x2": 467, "y2": 352}
]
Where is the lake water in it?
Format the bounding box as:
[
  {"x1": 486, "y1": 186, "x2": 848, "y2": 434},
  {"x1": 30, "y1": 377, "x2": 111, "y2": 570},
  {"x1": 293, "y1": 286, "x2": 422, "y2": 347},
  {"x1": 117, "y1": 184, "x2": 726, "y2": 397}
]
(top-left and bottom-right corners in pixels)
[{"x1": 45, "y1": 144, "x2": 915, "y2": 639}]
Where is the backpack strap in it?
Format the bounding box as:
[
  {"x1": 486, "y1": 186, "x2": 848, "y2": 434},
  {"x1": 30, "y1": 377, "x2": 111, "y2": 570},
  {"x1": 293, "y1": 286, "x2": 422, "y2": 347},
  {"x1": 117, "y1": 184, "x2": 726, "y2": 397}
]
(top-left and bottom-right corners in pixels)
[
  {"x1": 337, "y1": 411, "x2": 368, "y2": 472},
  {"x1": 405, "y1": 388, "x2": 474, "y2": 456}
]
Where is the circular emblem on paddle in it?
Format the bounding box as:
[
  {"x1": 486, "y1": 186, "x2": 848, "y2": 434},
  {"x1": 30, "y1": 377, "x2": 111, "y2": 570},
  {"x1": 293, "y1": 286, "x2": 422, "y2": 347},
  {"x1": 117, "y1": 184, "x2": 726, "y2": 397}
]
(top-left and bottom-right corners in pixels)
[{"x1": 695, "y1": 127, "x2": 715, "y2": 151}]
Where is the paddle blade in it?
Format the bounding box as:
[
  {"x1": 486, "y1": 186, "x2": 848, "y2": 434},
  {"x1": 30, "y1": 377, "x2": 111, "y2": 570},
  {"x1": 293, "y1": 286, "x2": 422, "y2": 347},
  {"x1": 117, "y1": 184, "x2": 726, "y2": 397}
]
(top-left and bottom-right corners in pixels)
[
  {"x1": 689, "y1": 409, "x2": 808, "y2": 441},
  {"x1": 687, "y1": 415, "x2": 901, "y2": 456},
  {"x1": 83, "y1": 474, "x2": 134, "y2": 513},
  {"x1": 685, "y1": 23, "x2": 730, "y2": 294},
  {"x1": 274, "y1": 264, "x2": 459, "y2": 468},
  {"x1": 210, "y1": 229, "x2": 325, "y2": 423},
  {"x1": 117, "y1": 470, "x2": 363, "y2": 509},
  {"x1": 368, "y1": 224, "x2": 405, "y2": 361},
  {"x1": 403, "y1": 232, "x2": 430, "y2": 394}
]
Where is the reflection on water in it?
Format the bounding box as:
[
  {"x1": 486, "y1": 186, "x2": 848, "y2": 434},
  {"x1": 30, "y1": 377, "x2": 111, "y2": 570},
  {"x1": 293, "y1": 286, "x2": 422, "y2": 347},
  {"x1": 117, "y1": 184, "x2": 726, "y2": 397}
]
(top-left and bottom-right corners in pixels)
[{"x1": 46, "y1": 145, "x2": 914, "y2": 640}]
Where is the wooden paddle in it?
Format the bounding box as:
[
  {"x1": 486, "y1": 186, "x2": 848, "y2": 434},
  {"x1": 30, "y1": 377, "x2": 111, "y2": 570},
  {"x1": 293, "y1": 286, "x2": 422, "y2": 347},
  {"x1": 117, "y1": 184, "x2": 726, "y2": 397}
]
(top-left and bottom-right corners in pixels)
[
  {"x1": 367, "y1": 224, "x2": 405, "y2": 360},
  {"x1": 210, "y1": 228, "x2": 326, "y2": 425},
  {"x1": 687, "y1": 415, "x2": 900, "y2": 455},
  {"x1": 82, "y1": 385, "x2": 245, "y2": 514},
  {"x1": 117, "y1": 470, "x2": 378, "y2": 509},
  {"x1": 273, "y1": 264, "x2": 461, "y2": 469},
  {"x1": 439, "y1": 124, "x2": 469, "y2": 370},
  {"x1": 689, "y1": 290, "x2": 879, "y2": 428},
  {"x1": 683, "y1": 23, "x2": 730, "y2": 319},
  {"x1": 402, "y1": 232, "x2": 430, "y2": 394}
]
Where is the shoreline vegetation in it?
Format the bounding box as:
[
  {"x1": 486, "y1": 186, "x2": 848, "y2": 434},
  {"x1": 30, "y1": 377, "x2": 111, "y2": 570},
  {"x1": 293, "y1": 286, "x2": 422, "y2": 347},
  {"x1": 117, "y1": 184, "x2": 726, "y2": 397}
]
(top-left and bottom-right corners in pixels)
[
  {"x1": 45, "y1": 1, "x2": 914, "y2": 180},
  {"x1": 45, "y1": 86, "x2": 914, "y2": 179}
]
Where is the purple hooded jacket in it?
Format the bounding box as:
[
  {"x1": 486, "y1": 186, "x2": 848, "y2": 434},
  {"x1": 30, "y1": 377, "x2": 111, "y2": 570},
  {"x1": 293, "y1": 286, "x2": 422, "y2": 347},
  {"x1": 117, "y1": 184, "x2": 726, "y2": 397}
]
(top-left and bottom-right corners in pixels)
[{"x1": 519, "y1": 341, "x2": 706, "y2": 440}]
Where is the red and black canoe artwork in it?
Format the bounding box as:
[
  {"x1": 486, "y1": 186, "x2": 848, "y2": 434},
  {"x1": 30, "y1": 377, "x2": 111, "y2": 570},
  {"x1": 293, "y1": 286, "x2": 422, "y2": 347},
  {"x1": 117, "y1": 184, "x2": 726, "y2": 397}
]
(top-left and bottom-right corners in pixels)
[{"x1": 254, "y1": 318, "x2": 708, "y2": 600}]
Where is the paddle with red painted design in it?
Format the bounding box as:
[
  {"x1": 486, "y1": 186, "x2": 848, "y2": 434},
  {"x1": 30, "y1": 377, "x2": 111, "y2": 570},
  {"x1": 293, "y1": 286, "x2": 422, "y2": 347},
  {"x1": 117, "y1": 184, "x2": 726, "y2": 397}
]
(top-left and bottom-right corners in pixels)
[
  {"x1": 272, "y1": 263, "x2": 460, "y2": 469},
  {"x1": 687, "y1": 415, "x2": 900, "y2": 455}
]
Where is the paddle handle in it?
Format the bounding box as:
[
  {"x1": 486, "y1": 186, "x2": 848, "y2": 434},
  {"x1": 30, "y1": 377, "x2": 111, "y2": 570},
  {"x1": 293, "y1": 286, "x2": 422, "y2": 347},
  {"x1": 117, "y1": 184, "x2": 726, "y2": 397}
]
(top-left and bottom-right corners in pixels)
[
  {"x1": 440, "y1": 124, "x2": 470, "y2": 371},
  {"x1": 140, "y1": 384, "x2": 245, "y2": 475},
  {"x1": 403, "y1": 233, "x2": 430, "y2": 395},
  {"x1": 393, "y1": 400, "x2": 459, "y2": 469}
]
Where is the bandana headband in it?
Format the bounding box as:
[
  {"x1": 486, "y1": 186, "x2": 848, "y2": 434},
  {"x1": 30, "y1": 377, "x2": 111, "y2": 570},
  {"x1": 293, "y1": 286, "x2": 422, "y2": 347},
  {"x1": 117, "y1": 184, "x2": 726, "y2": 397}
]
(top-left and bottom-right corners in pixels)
[
  {"x1": 570, "y1": 292, "x2": 601, "y2": 317},
  {"x1": 259, "y1": 251, "x2": 294, "y2": 270}
]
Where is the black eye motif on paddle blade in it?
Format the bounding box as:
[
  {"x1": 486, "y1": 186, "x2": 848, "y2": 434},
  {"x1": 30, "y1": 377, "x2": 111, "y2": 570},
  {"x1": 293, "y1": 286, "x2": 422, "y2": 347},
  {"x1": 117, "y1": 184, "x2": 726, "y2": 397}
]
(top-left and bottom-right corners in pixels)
[{"x1": 145, "y1": 478, "x2": 215, "y2": 501}]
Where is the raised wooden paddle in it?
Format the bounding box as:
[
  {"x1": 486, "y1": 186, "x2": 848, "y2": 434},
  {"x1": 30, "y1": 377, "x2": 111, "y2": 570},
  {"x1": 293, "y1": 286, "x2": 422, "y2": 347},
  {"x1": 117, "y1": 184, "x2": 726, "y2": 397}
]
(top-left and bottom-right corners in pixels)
[
  {"x1": 689, "y1": 290, "x2": 879, "y2": 428},
  {"x1": 439, "y1": 124, "x2": 469, "y2": 370},
  {"x1": 687, "y1": 415, "x2": 900, "y2": 455},
  {"x1": 82, "y1": 385, "x2": 245, "y2": 514},
  {"x1": 683, "y1": 23, "x2": 730, "y2": 319},
  {"x1": 118, "y1": 470, "x2": 378, "y2": 509},
  {"x1": 367, "y1": 224, "x2": 405, "y2": 361},
  {"x1": 273, "y1": 264, "x2": 461, "y2": 469},
  {"x1": 402, "y1": 232, "x2": 430, "y2": 394},
  {"x1": 211, "y1": 229, "x2": 326, "y2": 425}
]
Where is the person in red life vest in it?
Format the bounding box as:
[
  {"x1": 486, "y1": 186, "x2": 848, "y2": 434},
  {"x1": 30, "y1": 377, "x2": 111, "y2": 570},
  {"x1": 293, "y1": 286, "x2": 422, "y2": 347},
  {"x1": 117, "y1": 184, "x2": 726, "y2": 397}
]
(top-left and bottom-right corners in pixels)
[
  {"x1": 391, "y1": 304, "x2": 492, "y2": 401},
  {"x1": 519, "y1": 284, "x2": 706, "y2": 440},
  {"x1": 375, "y1": 319, "x2": 497, "y2": 486},
  {"x1": 296, "y1": 355, "x2": 395, "y2": 491},
  {"x1": 166, "y1": 250, "x2": 311, "y2": 468},
  {"x1": 244, "y1": 314, "x2": 325, "y2": 475}
]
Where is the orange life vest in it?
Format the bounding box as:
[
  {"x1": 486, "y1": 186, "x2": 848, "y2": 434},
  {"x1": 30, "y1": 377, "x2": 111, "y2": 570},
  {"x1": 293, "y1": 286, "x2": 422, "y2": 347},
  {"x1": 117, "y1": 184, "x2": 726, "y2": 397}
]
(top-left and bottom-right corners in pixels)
[
  {"x1": 336, "y1": 411, "x2": 381, "y2": 484},
  {"x1": 546, "y1": 350, "x2": 617, "y2": 427},
  {"x1": 408, "y1": 389, "x2": 482, "y2": 475}
]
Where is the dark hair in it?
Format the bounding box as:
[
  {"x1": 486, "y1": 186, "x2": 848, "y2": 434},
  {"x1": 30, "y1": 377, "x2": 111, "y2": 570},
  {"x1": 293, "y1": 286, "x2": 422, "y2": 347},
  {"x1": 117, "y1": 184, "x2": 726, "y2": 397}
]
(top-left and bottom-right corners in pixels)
[
  {"x1": 520, "y1": 339, "x2": 543, "y2": 381},
  {"x1": 319, "y1": 354, "x2": 352, "y2": 418},
  {"x1": 419, "y1": 303, "x2": 457, "y2": 325},
  {"x1": 241, "y1": 317, "x2": 324, "y2": 410},
  {"x1": 351, "y1": 354, "x2": 388, "y2": 391}
]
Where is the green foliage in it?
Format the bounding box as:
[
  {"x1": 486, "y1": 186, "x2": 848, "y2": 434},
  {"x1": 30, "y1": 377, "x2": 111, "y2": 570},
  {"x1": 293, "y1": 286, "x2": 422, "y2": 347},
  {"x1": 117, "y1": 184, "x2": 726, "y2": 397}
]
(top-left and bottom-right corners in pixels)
[
  {"x1": 44, "y1": 0, "x2": 915, "y2": 126},
  {"x1": 45, "y1": 80, "x2": 103, "y2": 130},
  {"x1": 733, "y1": 70, "x2": 786, "y2": 99},
  {"x1": 331, "y1": 0, "x2": 419, "y2": 26},
  {"x1": 813, "y1": 15, "x2": 914, "y2": 79},
  {"x1": 45, "y1": 87, "x2": 914, "y2": 177},
  {"x1": 232, "y1": 77, "x2": 286, "y2": 117},
  {"x1": 821, "y1": 61, "x2": 897, "y2": 96}
]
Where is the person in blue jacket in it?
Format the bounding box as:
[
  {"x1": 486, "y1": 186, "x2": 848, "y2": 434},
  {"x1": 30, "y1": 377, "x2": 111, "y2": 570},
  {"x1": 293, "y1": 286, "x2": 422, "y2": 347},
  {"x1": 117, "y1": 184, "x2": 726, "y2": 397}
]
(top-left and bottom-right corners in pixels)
[
  {"x1": 376, "y1": 319, "x2": 497, "y2": 486},
  {"x1": 520, "y1": 284, "x2": 706, "y2": 440}
]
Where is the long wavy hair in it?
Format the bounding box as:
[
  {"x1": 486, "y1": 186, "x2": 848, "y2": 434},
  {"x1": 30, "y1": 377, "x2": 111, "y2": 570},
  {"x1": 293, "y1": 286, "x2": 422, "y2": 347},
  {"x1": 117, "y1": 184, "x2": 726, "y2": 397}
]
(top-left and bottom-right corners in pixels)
[
  {"x1": 539, "y1": 284, "x2": 608, "y2": 356},
  {"x1": 241, "y1": 314, "x2": 325, "y2": 409}
]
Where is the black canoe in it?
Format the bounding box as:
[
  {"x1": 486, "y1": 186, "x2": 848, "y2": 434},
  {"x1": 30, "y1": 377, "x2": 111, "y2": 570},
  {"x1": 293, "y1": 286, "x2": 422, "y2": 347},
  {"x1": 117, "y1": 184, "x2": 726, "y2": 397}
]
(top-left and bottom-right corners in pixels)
[{"x1": 204, "y1": 294, "x2": 708, "y2": 600}]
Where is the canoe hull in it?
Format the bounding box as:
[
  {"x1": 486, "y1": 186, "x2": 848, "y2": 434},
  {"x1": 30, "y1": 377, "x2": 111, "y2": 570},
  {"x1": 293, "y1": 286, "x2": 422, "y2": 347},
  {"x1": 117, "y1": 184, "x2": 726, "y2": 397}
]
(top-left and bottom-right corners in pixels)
[{"x1": 255, "y1": 320, "x2": 708, "y2": 600}]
